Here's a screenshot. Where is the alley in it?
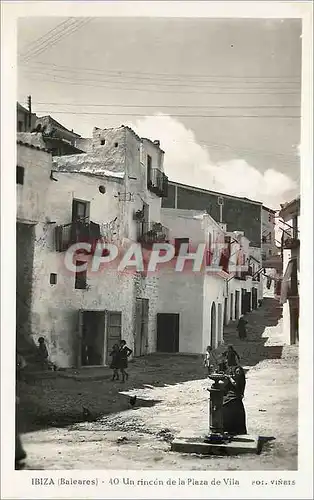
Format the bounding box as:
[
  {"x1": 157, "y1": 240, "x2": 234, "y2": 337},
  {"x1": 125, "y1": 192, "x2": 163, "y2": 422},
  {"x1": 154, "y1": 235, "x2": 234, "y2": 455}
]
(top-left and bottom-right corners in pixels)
[{"x1": 20, "y1": 297, "x2": 298, "y2": 471}]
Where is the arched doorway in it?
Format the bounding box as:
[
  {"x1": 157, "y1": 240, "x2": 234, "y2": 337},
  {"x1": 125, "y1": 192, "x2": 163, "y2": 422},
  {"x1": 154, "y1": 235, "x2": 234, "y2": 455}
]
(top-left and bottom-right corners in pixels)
[{"x1": 210, "y1": 302, "x2": 216, "y2": 348}]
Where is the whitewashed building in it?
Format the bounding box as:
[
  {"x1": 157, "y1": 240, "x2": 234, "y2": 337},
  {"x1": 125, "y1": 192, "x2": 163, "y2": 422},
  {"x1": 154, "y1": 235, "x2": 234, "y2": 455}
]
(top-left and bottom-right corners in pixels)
[
  {"x1": 157, "y1": 209, "x2": 255, "y2": 354},
  {"x1": 16, "y1": 128, "x2": 169, "y2": 368},
  {"x1": 279, "y1": 196, "x2": 300, "y2": 345}
]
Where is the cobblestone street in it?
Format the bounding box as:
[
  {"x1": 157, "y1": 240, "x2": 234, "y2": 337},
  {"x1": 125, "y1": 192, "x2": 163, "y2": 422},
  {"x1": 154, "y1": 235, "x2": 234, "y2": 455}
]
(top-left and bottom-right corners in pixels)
[{"x1": 19, "y1": 297, "x2": 298, "y2": 470}]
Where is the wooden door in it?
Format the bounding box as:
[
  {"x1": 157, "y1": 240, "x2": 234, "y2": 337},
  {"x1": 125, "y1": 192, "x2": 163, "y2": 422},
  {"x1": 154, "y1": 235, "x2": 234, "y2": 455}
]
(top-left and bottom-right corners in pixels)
[
  {"x1": 141, "y1": 299, "x2": 149, "y2": 355},
  {"x1": 106, "y1": 311, "x2": 122, "y2": 364},
  {"x1": 76, "y1": 309, "x2": 84, "y2": 368},
  {"x1": 210, "y1": 302, "x2": 216, "y2": 348},
  {"x1": 156, "y1": 313, "x2": 179, "y2": 353}
]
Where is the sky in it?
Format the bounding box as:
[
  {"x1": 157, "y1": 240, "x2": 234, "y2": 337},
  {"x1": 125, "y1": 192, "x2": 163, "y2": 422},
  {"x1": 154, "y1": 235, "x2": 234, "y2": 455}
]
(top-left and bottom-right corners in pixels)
[{"x1": 17, "y1": 17, "x2": 302, "y2": 210}]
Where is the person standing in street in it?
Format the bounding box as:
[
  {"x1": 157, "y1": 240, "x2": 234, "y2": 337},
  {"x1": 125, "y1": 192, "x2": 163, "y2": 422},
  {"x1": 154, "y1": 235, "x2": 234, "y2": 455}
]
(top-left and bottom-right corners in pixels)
[
  {"x1": 223, "y1": 344, "x2": 241, "y2": 367},
  {"x1": 204, "y1": 345, "x2": 218, "y2": 375},
  {"x1": 119, "y1": 340, "x2": 132, "y2": 383},
  {"x1": 237, "y1": 315, "x2": 248, "y2": 340},
  {"x1": 109, "y1": 344, "x2": 120, "y2": 381}
]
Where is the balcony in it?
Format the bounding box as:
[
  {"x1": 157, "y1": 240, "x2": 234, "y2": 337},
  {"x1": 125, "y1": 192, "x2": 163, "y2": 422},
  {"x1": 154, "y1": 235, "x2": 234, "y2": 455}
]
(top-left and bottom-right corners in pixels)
[
  {"x1": 147, "y1": 168, "x2": 168, "y2": 198},
  {"x1": 55, "y1": 221, "x2": 101, "y2": 252},
  {"x1": 234, "y1": 266, "x2": 253, "y2": 281},
  {"x1": 137, "y1": 221, "x2": 169, "y2": 246},
  {"x1": 283, "y1": 237, "x2": 300, "y2": 250}
]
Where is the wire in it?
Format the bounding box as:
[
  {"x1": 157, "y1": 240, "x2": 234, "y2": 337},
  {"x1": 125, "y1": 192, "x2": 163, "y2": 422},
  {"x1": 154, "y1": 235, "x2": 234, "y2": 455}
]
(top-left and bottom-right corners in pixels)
[
  {"x1": 21, "y1": 68, "x2": 300, "y2": 91},
  {"x1": 20, "y1": 67, "x2": 300, "y2": 89},
  {"x1": 18, "y1": 19, "x2": 76, "y2": 57},
  {"x1": 20, "y1": 19, "x2": 92, "y2": 63},
  {"x1": 29, "y1": 101, "x2": 300, "y2": 109},
  {"x1": 32, "y1": 109, "x2": 300, "y2": 118},
  {"x1": 20, "y1": 73, "x2": 300, "y2": 95},
  {"x1": 19, "y1": 60, "x2": 301, "y2": 82}
]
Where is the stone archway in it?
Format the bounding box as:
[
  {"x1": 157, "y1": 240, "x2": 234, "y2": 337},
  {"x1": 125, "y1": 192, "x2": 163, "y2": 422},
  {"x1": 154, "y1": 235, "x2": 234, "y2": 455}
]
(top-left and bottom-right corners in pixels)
[{"x1": 210, "y1": 302, "x2": 216, "y2": 348}]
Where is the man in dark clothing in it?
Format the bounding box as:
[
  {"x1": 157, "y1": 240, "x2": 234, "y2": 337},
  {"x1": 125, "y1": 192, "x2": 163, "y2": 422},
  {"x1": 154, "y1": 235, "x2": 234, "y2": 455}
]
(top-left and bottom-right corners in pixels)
[{"x1": 237, "y1": 315, "x2": 248, "y2": 340}]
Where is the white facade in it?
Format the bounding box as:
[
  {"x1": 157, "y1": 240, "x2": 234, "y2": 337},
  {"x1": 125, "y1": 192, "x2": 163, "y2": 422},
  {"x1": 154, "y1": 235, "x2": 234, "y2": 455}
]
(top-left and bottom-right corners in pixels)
[
  {"x1": 158, "y1": 209, "x2": 254, "y2": 353},
  {"x1": 279, "y1": 197, "x2": 300, "y2": 345},
  {"x1": 16, "y1": 129, "x2": 167, "y2": 368},
  {"x1": 262, "y1": 206, "x2": 277, "y2": 262}
]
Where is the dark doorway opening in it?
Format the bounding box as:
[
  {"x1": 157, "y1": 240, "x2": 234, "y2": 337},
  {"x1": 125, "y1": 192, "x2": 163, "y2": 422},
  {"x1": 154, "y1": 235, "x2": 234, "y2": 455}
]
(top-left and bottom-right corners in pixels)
[
  {"x1": 241, "y1": 289, "x2": 246, "y2": 315},
  {"x1": 252, "y1": 287, "x2": 258, "y2": 309},
  {"x1": 210, "y1": 302, "x2": 216, "y2": 348},
  {"x1": 230, "y1": 294, "x2": 234, "y2": 321},
  {"x1": 79, "y1": 311, "x2": 106, "y2": 366},
  {"x1": 16, "y1": 222, "x2": 36, "y2": 350},
  {"x1": 235, "y1": 290, "x2": 240, "y2": 320},
  {"x1": 224, "y1": 297, "x2": 228, "y2": 325},
  {"x1": 157, "y1": 313, "x2": 179, "y2": 352}
]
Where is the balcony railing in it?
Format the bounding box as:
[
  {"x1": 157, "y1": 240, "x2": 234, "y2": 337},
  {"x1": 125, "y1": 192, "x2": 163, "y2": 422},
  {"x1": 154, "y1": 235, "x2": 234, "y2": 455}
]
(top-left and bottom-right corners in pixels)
[
  {"x1": 137, "y1": 221, "x2": 169, "y2": 245},
  {"x1": 147, "y1": 168, "x2": 168, "y2": 198},
  {"x1": 283, "y1": 237, "x2": 300, "y2": 250},
  {"x1": 55, "y1": 221, "x2": 101, "y2": 252},
  {"x1": 234, "y1": 266, "x2": 253, "y2": 281}
]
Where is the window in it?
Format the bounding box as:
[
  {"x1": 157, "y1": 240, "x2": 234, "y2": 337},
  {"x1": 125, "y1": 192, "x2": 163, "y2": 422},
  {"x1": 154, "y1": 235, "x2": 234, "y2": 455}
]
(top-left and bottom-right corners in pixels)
[
  {"x1": 174, "y1": 238, "x2": 189, "y2": 257},
  {"x1": 147, "y1": 154, "x2": 152, "y2": 185},
  {"x1": 72, "y1": 199, "x2": 89, "y2": 222},
  {"x1": 100, "y1": 139, "x2": 105, "y2": 145},
  {"x1": 262, "y1": 236, "x2": 267, "y2": 243},
  {"x1": 18, "y1": 121, "x2": 23, "y2": 132},
  {"x1": 50, "y1": 273, "x2": 57, "y2": 285},
  {"x1": 114, "y1": 142, "x2": 118, "y2": 148},
  {"x1": 16, "y1": 166, "x2": 24, "y2": 185},
  {"x1": 75, "y1": 262, "x2": 87, "y2": 289}
]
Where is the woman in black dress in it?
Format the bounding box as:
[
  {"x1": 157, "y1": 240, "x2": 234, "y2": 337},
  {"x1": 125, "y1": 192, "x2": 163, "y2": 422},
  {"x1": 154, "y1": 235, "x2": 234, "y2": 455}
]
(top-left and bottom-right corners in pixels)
[
  {"x1": 119, "y1": 340, "x2": 132, "y2": 383},
  {"x1": 222, "y1": 364, "x2": 247, "y2": 436}
]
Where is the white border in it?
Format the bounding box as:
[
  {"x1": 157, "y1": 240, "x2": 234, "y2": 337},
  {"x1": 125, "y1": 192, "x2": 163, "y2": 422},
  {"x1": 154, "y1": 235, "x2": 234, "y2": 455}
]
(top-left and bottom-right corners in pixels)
[{"x1": 1, "y1": 2, "x2": 313, "y2": 499}]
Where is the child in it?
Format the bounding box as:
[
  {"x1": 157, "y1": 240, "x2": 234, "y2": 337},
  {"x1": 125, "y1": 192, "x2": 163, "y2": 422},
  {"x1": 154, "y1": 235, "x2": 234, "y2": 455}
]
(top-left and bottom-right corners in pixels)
[
  {"x1": 37, "y1": 337, "x2": 56, "y2": 371},
  {"x1": 109, "y1": 344, "x2": 120, "y2": 381},
  {"x1": 204, "y1": 345, "x2": 217, "y2": 375},
  {"x1": 38, "y1": 337, "x2": 49, "y2": 370},
  {"x1": 119, "y1": 340, "x2": 132, "y2": 383},
  {"x1": 223, "y1": 344, "x2": 241, "y2": 367}
]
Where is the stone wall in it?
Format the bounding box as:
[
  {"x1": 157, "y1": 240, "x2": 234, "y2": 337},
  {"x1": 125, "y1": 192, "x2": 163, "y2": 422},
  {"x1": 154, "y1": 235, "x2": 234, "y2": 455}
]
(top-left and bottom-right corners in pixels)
[{"x1": 162, "y1": 182, "x2": 262, "y2": 247}]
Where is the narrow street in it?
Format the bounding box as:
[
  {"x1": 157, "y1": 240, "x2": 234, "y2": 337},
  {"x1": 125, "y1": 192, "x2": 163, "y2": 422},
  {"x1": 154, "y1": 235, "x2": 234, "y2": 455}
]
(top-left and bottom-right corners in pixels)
[{"x1": 19, "y1": 296, "x2": 298, "y2": 471}]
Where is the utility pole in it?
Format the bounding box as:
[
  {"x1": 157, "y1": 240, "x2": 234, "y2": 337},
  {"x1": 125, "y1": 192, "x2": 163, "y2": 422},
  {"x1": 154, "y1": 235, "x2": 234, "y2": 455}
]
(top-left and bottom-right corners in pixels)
[{"x1": 27, "y1": 95, "x2": 32, "y2": 130}]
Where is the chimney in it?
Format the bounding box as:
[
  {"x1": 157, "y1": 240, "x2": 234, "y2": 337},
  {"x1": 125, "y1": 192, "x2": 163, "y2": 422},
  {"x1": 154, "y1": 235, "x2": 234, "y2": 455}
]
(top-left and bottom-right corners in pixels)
[{"x1": 153, "y1": 140, "x2": 160, "y2": 147}]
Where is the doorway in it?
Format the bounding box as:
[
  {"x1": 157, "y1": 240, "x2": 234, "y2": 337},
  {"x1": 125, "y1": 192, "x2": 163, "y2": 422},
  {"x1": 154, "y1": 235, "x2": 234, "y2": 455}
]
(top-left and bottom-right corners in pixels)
[
  {"x1": 157, "y1": 313, "x2": 179, "y2": 352},
  {"x1": 134, "y1": 298, "x2": 149, "y2": 356},
  {"x1": 105, "y1": 311, "x2": 122, "y2": 364},
  {"x1": 235, "y1": 290, "x2": 240, "y2": 320},
  {"x1": 79, "y1": 310, "x2": 106, "y2": 366},
  {"x1": 210, "y1": 302, "x2": 216, "y2": 348},
  {"x1": 241, "y1": 289, "x2": 246, "y2": 314},
  {"x1": 224, "y1": 297, "x2": 228, "y2": 325},
  {"x1": 217, "y1": 303, "x2": 222, "y2": 345},
  {"x1": 246, "y1": 291, "x2": 252, "y2": 312},
  {"x1": 252, "y1": 288, "x2": 258, "y2": 309},
  {"x1": 230, "y1": 294, "x2": 234, "y2": 321}
]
